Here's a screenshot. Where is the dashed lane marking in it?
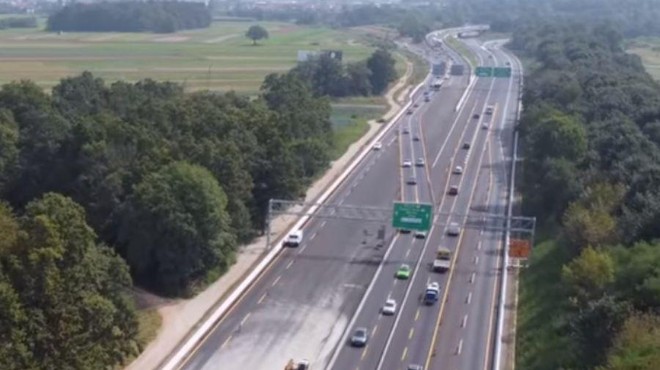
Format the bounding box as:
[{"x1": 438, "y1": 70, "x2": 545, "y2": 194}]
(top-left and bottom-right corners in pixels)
[
  {"x1": 271, "y1": 275, "x2": 281, "y2": 287},
  {"x1": 257, "y1": 293, "x2": 267, "y2": 304}
]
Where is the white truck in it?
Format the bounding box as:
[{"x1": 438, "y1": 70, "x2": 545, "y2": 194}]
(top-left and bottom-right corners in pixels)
[
  {"x1": 283, "y1": 230, "x2": 303, "y2": 247},
  {"x1": 432, "y1": 247, "x2": 451, "y2": 272}
]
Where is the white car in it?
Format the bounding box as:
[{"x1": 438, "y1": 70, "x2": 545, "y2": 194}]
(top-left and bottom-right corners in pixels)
[
  {"x1": 415, "y1": 157, "x2": 425, "y2": 167},
  {"x1": 447, "y1": 222, "x2": 460, "y2": 236},
  {"x1": 402, "y1": 160, "x2": 412, "y2": 168},
  {"x1": 373, "y1": 142, "x2": 383, "y2": 150},
  {"x1": 482, "y1": 122, "x2": 489, "y2": 130},
  {"x1": 453, "y1": 166, "x2": 463, "y2": 175},
  {"x1": 414, "y1": 231, "x2": 427, "y2": 239},
  {"x1": 382, "y1": 299, "x2": 397, "y2": 315}
]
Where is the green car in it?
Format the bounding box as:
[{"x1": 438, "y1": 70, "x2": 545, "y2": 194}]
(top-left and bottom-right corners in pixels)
[{"x1": 396, "y1": 264, "x2": 412, "y2": 279}]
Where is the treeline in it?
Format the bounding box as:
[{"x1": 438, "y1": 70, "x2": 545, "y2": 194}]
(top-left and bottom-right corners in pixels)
[
  {"x1": 0, "y1": 17, "x2": 37, "y2": 30},
  {"x1": 228, "y1": 4, "x2": 455, "y2": 43},
  {"x1": 291, "y1": 48, "x2": 397, "y2": 97},
  {"x1": 0, "y1": 71, "x2": 333, "y2": 297},
  {"x1": 514, "y1": 22, "x2": 660, "y2": 369},
  {"x1": 451, "y1": 0, "x2": 660, "y2": 37},
  {"x1": 47, "y1": 2, "x2": 211, "y2": 33}
]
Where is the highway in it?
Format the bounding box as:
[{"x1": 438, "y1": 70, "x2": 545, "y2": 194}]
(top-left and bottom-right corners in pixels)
[
  {"x1": 327, "y1": 34, "x2": 521, "y2": 370},
  {"x1": 173, "y1": 31, "x2": 520, "y2": 370},
  {"x1": 176, "y1": 37, "x2": 468, "y2": 370}
]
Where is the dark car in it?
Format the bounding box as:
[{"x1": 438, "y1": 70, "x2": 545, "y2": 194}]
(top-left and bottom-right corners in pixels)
[
  {"x1": 448, "y1": 185, "x2": 459, "y2": 195},
  {"x1": 351, "y1": 327, "x2": 368, "y2": 347},
  {"x1": 462, "y1": 142, "x2": 471, "y2": 149},
  {"x1": 473, "y1": 113, "x2": 480, "y2": 119}
]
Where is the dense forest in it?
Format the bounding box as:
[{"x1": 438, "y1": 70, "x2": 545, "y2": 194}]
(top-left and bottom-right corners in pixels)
[
  {"x1": 47, "y1": 2, "x2": 211, "y2": 33},
  {"x1": 513, "y1": 22, "x2": 660, "y2": 369},
  {"x1": 0, "y1": 70, "x2": 335, "y2": 367},
  {"x1": 452, "y1": 0, "x2": 660, "y2": 36}
]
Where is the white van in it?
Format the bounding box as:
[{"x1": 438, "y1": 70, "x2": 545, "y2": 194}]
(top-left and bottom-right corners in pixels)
[{"x1": 283, "y1": 230, "x2": 303, "y2": 247}]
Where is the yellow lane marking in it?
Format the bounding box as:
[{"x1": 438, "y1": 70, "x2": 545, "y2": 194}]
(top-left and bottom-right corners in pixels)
[
  {"x1": 415, "y1": 309, "x2": 421, "y2": 321},
  {"x1": 361, "y1": 346, "x2": 369, "y2": 360},
  {"x1": 372, "y1": 325, "x2": 379, "y2": 336}
]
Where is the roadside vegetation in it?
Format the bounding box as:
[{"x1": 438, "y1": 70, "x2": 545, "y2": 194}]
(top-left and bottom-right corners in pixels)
[{"x1": 513, "y1": 21, "x2": 660, "y2": 369}]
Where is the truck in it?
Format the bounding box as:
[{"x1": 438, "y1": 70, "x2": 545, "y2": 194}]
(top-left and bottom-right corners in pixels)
[
  {"x1": 432, "y1": 247, "x2": 451, "y2": 273},
  {"x1": 423, "y1": 282, "x2": 440, "y2": 305},
  {"x1": 283, "y1": 230, "x2": 303, "y2": 247}
]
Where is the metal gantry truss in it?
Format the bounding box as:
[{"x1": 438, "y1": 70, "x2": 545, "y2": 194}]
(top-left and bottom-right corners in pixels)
[{"x1": 266, "y1": 198, "x2": 536, "y2": 249}]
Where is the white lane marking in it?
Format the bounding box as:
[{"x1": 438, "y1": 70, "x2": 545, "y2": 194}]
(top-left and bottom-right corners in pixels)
[
  {"x1": 320, "y1": 221, "x2": 326, "y2": 228},
  {"x1": 240, "y1": 313, "x2": 251, "y2": 326},
  {"x1": 466, "y1": 292, "x2": 473, "y2": 304},
  {"x1": 271, "y1": 275, "x2": 281, "y2": 287},
  {"x1": 461, "y1": 314, "x2": 468, "y2": 328},
  {"x1": 469, "y1": 272, "x2": 476, "y2": 284},
  {"x1": 285, "y1": 260, "x2": 294, "y2": 270},
  {"x1": 477, "y1": 241, "x2": 482, "y2": 250},
  {"x1": 456, "y1": 339, "x2": 464, "y2": 355},
  {"x1": 310, "y1": 232, "x2": 317, "y2": 241},
  {"x1": 474, "y1": 256, "x2": 479, "y2": 265}
]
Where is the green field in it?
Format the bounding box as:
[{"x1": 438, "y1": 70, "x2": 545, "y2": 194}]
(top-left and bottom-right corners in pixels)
[
  {"x1": 0, "y1": 20, "x2": 377, "y2": 93},
  {"x1": 627, "y1": 37, "x2": 660, "y2": 80}
]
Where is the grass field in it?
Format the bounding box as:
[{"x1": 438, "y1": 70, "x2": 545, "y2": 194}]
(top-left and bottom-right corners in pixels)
[
  {"x1": 0, "y1": 19, "x2": 378, "y2": 93},
  {"x1": 627, "y1": 37, "x2": 660, "y2": 80}
]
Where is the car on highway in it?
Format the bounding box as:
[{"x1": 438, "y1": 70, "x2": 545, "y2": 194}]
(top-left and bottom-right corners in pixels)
[
  {"x1": 506, "y1": 61, "x2": 511, "y2": 66},
  {"x1": 447, "y1": 222, "x2": 460, "y2": 236},
  {"x1": 414, "y1": 231, "x2": 427, "y2": 239},
  {"x1": 453, "y1": 165, "x2": 463, "y2": 174},
  {"x1": 413, "y1": 135, "x2": 420, "y2": 141},
  {"x1": 402, "y1": 126, "x2": 410, "y2": 134},
  {"x1": 350, "y1": 327, "x2": 368, "y2": 347},
  {"x1": 413, "y1": 103, "x2": 419, "y2": 108},
  {"x1": 423, "y1": 91, "x2": 430, "y2": 96},
  {"x1": 472, "y1": 113, "x2": 480, "y2": 119},
  {"x1": 448, "y1": 185, "x2": 459, "y2": 195},
  {"x1": 382, "y1": 299, "x2": 397, "y2": 315},
  {"x1": 462, "y1": 142, "x2": 471, "y2": 149},
  {"x1": 402, "y1": 159, "x2": 412, "y2": 168},
  {"x1": 482, "y1": 121, "x2": 489, "y2": 129},
  {"x1": 396, "y1": 264, "x2": 412, "y2": 279},
  {"x1": 399, "y1": 229, "x2": 412, "y2": 234},
  {"x1": 283, "y1": 230, "x2": 303, "y2": 247},
  {"x1": 485, "y1": 105, "x2": 494, "y2": 115},
  {"x1": 372, "y1": 142, "x2": 382, "y2": 150},
  {"x1": 408, "y1": 364, "x2": 424, "y2": 370},
  {"x1": 407, "y1": 176, "x2": 417, "y2": 185},
  {"x1": 416, "y1": 157, "x2": 425, "y2": 167},
  {"x1": 407, "y1": 109, "x2": 413, "y2": 115},
  {"x1": 424, "y1": 96, "x2": 431, "y2": 102}
]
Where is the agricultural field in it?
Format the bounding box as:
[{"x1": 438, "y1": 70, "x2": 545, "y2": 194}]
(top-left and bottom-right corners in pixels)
[
  {"x1": 0, "y1": 20, "x2": 378, "y2": 93},
  {"x1": 627, "y1": 37, "x2": 660, "y2": 80}
]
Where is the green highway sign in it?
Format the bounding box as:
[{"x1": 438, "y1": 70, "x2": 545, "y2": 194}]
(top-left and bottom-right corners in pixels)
[
  {"x1": 392, "y1": 202, "x2": 433, "y2": 231},
  {"x1": 493, "y1": 67, "x2": 512, "y2": 78},
  {"x1": 475, "y1": 66, "x2": 493, "y2": 77}
]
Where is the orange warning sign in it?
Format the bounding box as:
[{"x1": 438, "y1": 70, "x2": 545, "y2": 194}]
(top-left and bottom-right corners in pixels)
[{"x1": 509, "y1": 239, "x2": 531, "y2": 258}]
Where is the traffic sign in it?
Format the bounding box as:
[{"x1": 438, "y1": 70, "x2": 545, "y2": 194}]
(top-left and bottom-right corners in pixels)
[
  {"x1": 392, "y1": 202, "x2": 433, "y2": 231},
  {"x1": 493, "y1": 67, "x2": 512, "y2": 78},
  {"x1": 509, "y1": 238, "x2": 531, "y2": 258},
  {"x1": 475, "y1": 66, "x2": 493, "y2": 77}
]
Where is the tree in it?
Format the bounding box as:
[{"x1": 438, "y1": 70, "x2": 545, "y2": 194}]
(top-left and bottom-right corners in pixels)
[
  {"x1": 599, "y1": 313, "x2": 660, "y2": 370},
  {"x1": 0, "y1": 109, "x2": 18, "y2": 193},
  {"x1": 246, "y1": 25, "x2": 269, "y2": 45},
  {"x1": 562, "y1": 246, "x2": 615, "y2": 303},
  {"x1": 117, "y1": 162, "x2": 236, "y2": 296},
  {"x1": 366, "y1": 48, "x2": 397, "y2": 95},
  {"x1": 345, "y1": 61, "x2": 372, "y2": 96},
  {"x1": 0, "y1": 193, "x2": 139, "y2": 369}
]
